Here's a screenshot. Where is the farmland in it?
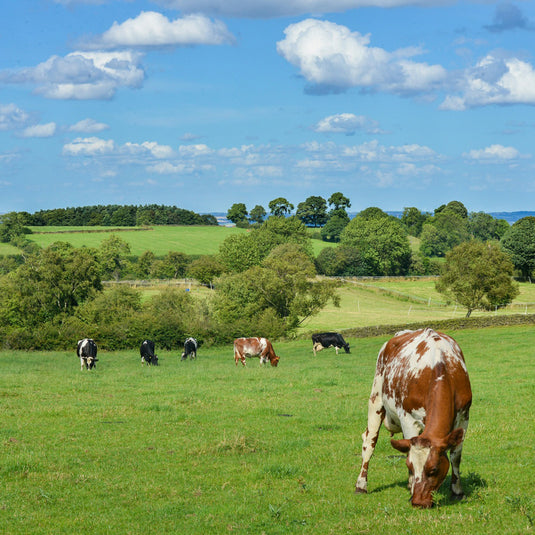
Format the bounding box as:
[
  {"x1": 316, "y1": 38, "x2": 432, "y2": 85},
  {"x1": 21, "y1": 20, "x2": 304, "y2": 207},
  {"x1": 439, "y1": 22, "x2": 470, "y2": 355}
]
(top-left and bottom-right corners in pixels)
[{"x1": 1, "y1": 326, "x2": 534, "y2": 534}]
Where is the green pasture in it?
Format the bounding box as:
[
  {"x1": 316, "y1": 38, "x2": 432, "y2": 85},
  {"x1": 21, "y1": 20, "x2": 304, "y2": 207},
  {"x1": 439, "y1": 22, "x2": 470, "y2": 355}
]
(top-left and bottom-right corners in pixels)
[
  {"x1": 25, "y1": 225, "x2": 329, "y2": 257},
  {"x1": 1, "y1": 326, "x2": 534, "y2": 534}
]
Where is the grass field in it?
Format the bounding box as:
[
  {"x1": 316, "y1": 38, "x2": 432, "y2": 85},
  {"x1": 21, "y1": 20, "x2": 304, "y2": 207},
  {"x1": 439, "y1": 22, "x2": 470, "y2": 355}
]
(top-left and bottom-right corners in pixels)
[
  {"x1": 1, "y1": 326, "x2": 534, "y2": 534},
  {"x1": 24, "y1": 226, "x2": 329, "y2": 257}
]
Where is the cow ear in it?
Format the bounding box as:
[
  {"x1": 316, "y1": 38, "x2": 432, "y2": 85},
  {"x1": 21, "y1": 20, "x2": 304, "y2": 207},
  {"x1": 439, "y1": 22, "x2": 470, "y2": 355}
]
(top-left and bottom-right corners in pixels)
[
  {"x1": 391, "y1": 438, "x2": 411, "y2": 453},
  {"x1": 445, "y1": 428, "x2": 465, "y2": 450}
]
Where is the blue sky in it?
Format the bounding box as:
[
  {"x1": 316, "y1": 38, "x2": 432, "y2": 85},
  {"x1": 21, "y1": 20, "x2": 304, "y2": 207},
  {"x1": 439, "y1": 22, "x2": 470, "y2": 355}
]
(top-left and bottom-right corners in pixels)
[{"x1": 1, "y1": 1, "x2": 535, "y2": 215}]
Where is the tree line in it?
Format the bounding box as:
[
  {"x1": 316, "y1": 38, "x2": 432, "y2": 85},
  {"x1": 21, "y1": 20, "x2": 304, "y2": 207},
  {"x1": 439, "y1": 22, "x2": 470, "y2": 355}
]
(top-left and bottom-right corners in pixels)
[{"x1": 0, "y1": 204, "x2": 217, "y2": 234}]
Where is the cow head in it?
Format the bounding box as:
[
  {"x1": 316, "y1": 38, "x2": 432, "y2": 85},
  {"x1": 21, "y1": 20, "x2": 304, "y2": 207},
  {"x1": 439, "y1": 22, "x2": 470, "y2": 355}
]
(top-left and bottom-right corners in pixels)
[
  {"x1": 391, "y1": 428, "x2": 465, "y2": 508},
  {"x1": 270, "y1": 355, "x2": 280, "y2": 367},
  {"x1": 343, "y1": 343, "x2": 350, "y2": 354},
  {"x1": 87, "y1": 357, "x2": 97, "y2": 369}
]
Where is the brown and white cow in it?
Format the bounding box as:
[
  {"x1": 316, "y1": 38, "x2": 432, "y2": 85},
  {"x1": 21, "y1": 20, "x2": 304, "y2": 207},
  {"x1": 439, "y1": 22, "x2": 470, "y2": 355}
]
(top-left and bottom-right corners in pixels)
[
  {"x1": 355, "y1": 328, "x2": 472, "y2": 508},
  {"x1": 234, "y1": 337, "x2": 280, "y2": 367}
]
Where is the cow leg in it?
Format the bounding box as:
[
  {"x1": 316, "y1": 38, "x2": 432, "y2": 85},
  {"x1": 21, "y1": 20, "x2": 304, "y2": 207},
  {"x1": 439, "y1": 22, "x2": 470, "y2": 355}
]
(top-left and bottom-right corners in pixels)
[
  {"x1": 450, "y1": 415, "x2": 469, "y2": 499},
  {"x1": 356, "y1": 375, "x2": 385, "y2": 494},
  {"x1": 335, "y1": 346, "x2": 339, "y2": 355}
]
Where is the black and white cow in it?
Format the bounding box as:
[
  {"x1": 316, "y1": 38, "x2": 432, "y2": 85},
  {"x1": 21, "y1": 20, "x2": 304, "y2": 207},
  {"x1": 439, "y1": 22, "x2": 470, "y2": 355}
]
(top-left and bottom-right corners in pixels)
[
  {"x1": 181, "y1": 337, "x2": 198, "y2": 360},
  {"x1": 140, "y1": 339, "x2": 158, "y2": 366},
  {"x1": 312, "y1": 332, "x2": 350, "y2": 356},
  {"x1": 77, "y1": 338, "x2": 98, "y2": 370}
]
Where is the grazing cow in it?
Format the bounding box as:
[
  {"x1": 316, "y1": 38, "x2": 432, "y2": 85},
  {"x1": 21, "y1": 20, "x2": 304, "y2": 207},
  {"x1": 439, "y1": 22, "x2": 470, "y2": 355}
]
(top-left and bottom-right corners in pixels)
[
  {"x1": 355, "y1": 328, "x2": 472, "y2": 508},
  {"x1": 234, "y1": 337, "x2": 280, "y2": 367},
  {"x1": 140, "y1": 339, "x2": 158, "y2": 366},
  {"x1": 181, "y1": 337, "x2": 198, "y2": 361},
  {"x1": 312, "y1": 332, "x2": 350, "y2": 356},
  {"x1": 77, "y1": 338, "x2": 98, "y2": 371}
]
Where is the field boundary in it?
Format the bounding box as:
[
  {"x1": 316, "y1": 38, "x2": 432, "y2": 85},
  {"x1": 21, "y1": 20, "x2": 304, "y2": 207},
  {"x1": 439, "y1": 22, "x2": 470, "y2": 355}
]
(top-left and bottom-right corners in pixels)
[{"x1": 335, "y1": 312, "x2": 535, "y2": 339}]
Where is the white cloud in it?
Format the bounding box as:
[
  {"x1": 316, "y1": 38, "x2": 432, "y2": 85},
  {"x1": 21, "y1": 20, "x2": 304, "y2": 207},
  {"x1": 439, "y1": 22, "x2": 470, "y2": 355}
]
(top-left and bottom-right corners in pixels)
[
  {"x1": 69, "y1": 118, "x2": 109, "y2": 133},
  {"x1": 179, "y1": 144, "x2": 214, "y2": 157},
  {"x1": 156, "y1": 0, "x2": 459, "y2": 18},
  {"x1": 313, "y1": 113, "x2": 383, "y2": 135},
  {"x1": 0, "y1": 51, "x2": 144, "y2": 100},
  {"x1": 91, "y1": 12, "x2": 235, "y2": 49},
  {"x1": 123, "y1": 141, "x2": 175, "y2": 159},
  {"x1": 441, "y1": 54, "x2": 535, "y2": 110},
  {"x1": 277, "y1": 19, "x2": 446, "y2": 95},
  {"x1": 21, "y1": 122, "x2": 57, "y2": 138},
  {"x1": 63, "y1": 137, "x2": 115, "y2": 155},
  {"x1": 0, "y1": 103, "x2": 31, "y2": 131},
  {"x1": 464, "y1": 144, "x2": 524, "y2": 162}
]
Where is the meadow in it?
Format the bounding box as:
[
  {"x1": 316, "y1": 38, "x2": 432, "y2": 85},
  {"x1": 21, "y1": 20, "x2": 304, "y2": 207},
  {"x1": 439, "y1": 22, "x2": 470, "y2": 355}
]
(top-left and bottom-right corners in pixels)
[{"x1": 1, "y1": 326, "x2": 534, "y2": 534}]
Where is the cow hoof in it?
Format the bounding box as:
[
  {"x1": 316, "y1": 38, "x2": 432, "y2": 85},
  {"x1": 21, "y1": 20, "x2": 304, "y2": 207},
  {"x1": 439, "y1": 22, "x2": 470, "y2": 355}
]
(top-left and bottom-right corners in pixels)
[
  {"x1": 355, "y1": 488, "x2": 367, "y2": 495},
  {"x1": 450, "y1": 492, "x2": 465, "y2": 502}
]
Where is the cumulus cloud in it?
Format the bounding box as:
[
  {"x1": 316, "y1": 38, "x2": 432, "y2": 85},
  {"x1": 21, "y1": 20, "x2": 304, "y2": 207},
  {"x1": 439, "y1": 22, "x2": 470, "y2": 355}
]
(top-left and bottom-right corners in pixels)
[
  {"x1": 123, "y1": 141, "x2": 175, "y2": 159},
  {"x1": 0, "y1": 103, "x2": 31, "y2": 130},
  {"x1": 484, "y1": 2, "x2": 533, "y2": 33},
  {"x1": 155, "y1": 0, "x2": 458, "y2": 18},
  {"x1": 21, "y1": 122, "x2": 57, "y2": 138},
  {"x1": 277, "y1": 19, "x2": 446, "y2": 95},
  {"x1": 464, "y1": 144, "x2": 523, "y2": 161},
  {"x1": 0, "y1": 51, "x2": 144, "y2": 100},
  {"x1": 69, "y1": 118, "x2": 109, "y2": 133},
  {"x1": 63, "y1": 137, "x2": 115, "y2": 155},
  {"x1": 313, "y1": 113, "x2": 383, "y2": 135},
  {"x1": 441, "y1": 53, "x2": 535, "y2": 110},
  {"x1": 89, "y1": 11, "x2": 235, "y2": 49}
]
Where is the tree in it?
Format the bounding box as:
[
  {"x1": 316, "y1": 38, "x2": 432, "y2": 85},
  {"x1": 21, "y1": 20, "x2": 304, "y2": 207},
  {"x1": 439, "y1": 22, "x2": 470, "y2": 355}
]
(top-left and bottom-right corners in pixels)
[
  {"x1": 320, "y1": 213, "x2": 349, "y2": 242},
  {"x1": 469, "y1": 212, "x2": 509, "y2": 242},
  {"x1": 136, "y1": 250, "x2": 155, "y2": 279},
  {"x1": 501, "y1": 216, "x2": 535, "y2": 281},
  {"x1": 0, "y1": 212, "x2": 31, "y2": 243},
  {"x1": 187, "y1": 255, "x2": 225, "y2": 287},
  {"x1": 296, "y1": 196, "x2": 328, "y2": 227},
  {"x1": 419, "y1": 211, "x2": 470, "y2": 257},
  {"x1": 249, "y1": 205, "x2": 266, "y2": 225},
  {"x1": 435, "y1": 200, "x2": 468, "y2": 219},
  {"x1": 401, "y1": 207, "x2": 429, "y2": 237},
  {"x1": 328, "y1": 192, "x2": 351, "y2": 212},
  {"x1": 268, "y1": 197, "x2": 294, "y2": 217},
  {"x1": 98, "y1": 235, "x2": 131, "y2": 281},
  {"x1": 436, "y1": 241, "x2": 519, "y2": 317},
  {"x1": 340, "y1": 214, "x2": 412, "y2": 276},
  {"x1": 227, "y1": 203, "x2": 248, "y2": 225}
]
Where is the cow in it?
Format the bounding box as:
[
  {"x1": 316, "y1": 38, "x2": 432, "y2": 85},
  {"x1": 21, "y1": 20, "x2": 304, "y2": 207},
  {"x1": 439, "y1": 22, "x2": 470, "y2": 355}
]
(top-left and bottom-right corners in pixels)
[
  {"x1": 234, "y1": 337, "x2": 280, "y2": 367},
  {"x1": 312, "y1": 332, "x2": 350, "y2": 356},
  {"x1": 140, "y1": 339, "x2": 158, "y2": 366},
  {"x1": 77, "y1": 338, "x2": 98, "y2": 371},
  {"x1": 355, "y1": 328, "x2": 472, "y2": 508},
  {"x1": 181, "y1": 337, "x2": 198, "y2": 360}
]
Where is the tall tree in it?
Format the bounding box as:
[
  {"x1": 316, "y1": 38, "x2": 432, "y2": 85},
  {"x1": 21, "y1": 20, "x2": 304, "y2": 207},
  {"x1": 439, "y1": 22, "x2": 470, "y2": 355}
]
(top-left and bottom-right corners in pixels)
[
  {"x1": 98, "y1": 235, "x2": 131, "y2": 281},
  {"x1": 296, "y1": 196, "x2": 328, "y2": 227},
  {"x1": 268, "y1": 197, "x2": 294, "y2": 217},
  {"x1": 227, "y1": 203, "x2": 248, "y2": 225},
  {"x1": 249, "y1": 205, "x2": 266, "y2": 224},
  {"x1": 328, "y1": 192, "x2": 351, "y2": 212},
  {"x1": 436, "y1": 241, "x2": 519, "y2": 317}
]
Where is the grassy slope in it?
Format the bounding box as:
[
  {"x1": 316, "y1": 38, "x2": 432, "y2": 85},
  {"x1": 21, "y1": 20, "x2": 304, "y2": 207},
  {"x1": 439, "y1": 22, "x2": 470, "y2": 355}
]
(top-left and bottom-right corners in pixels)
[
  {"x1": 26, "y1": 225, "x2": 330, "y2": 257},
  {"x1": 1, "y1": 326, "x2": 533, "y2": 534}
]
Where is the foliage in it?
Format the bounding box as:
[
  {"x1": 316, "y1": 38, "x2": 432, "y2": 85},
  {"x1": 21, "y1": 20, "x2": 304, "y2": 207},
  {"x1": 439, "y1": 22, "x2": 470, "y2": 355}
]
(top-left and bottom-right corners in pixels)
[
  {"x1": 150, "y1": 251, "x2": 190, "y2": 279},
  {"x1": 315, "y1": 245, "x2": 374, "y2": 277},
  {"x1": 0, "y1": 212, "x2": 32, "y2": 243},
  {"x1": 213, "y1": 243, "x2": 339, "y2": 334},
  {"x1": 419, "y1": 211, "x2": 470, "y2": 257},
  {"x1": 401, "y1": 207, "x2": 429, "y2": 237},
  {"x1": 469, "y1": 212, "x2": 509, "y2": 241},
  {"x1": 249, "y1": 204, "x2": 267, "y2": 224},
  {"x1": 218, "y1": 216, "x2": 311, "y2": 273},
  {"x1": 187, "y1": 255, "x2": 225, "y2": 286},
  {"x1": 501, "y1": 216, "x2": 535, "y2": 281},
  {"x1": 435, "y1": 200, "x2": 468, "y2": 219},
  {"x1": 296, "y1": 196, "x2": 328, "y2": 227},
  {"x1": 27, "y1": 204, "x2": 217, "y2": 227},
  {"x1": 268, "y1": 197, "x2": 294, "y2": 217},
  {"x1": 436, "y1": 241, "x2": 519, "y2": 317},
  {"x1": 227, "y1": 203, "x2": 248, "y2": 224},
  {"x1": 136, "y1": 250, "x2": 156, "y2": 278},
  {"x1": 320, "y1": 212, "x2": 349, "y2": 242},
  {"x1": 0, "y1": 242, "x2": 101, "y2": 329},
  {"x1": 328, "y1": 191, "x2": 351, "y2": 211},
  {"x1": 340, "y1": 214, "x2": 412, "y2": 276},
  {"x1": 98, "y1": 235, "x2": 132, "y2": 281}
]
